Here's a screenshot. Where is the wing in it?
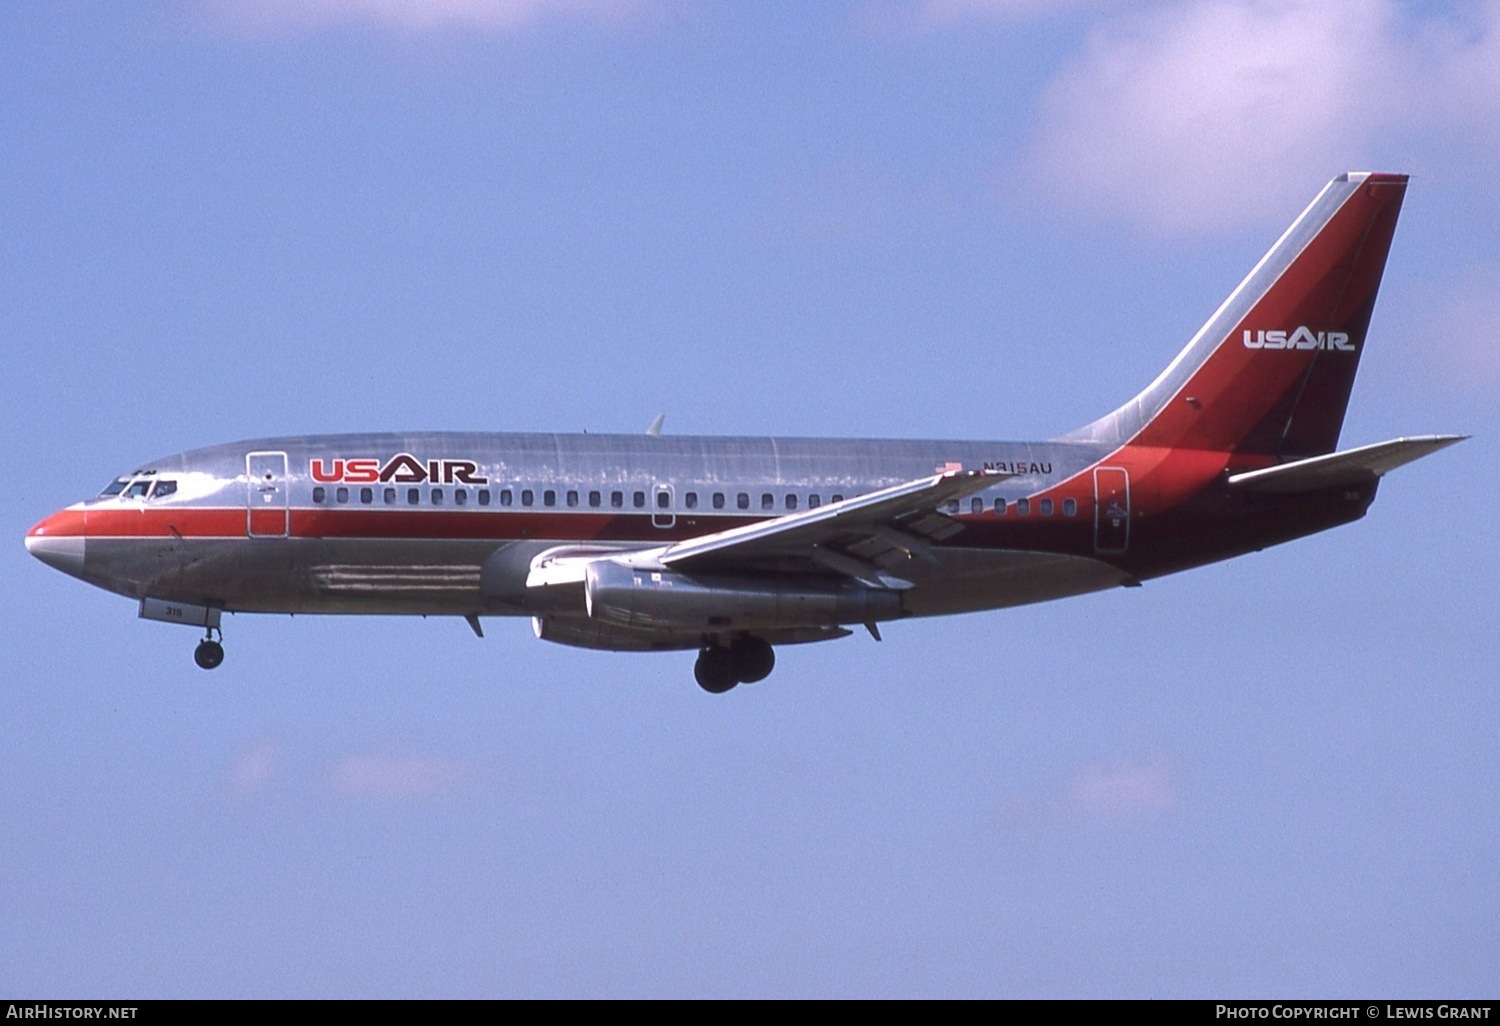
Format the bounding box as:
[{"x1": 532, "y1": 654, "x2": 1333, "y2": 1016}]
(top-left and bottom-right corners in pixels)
[
  {"x1": 1227, "y1": 435, "x2": 1466, "y2": 493},
  {"x1": 657, "y1": 468, "x2": 1009, "y2": 588}
]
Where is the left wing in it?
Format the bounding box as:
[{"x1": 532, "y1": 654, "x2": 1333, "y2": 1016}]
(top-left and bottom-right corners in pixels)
[
  {"x1": 524, "y1": 468, "x2": 1009, "y2": 591},
  {"x1": 658, "y1": 468, "x2": 1008, "y2": 588}
]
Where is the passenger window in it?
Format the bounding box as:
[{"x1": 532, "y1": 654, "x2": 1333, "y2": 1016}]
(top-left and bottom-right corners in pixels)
[
  {"x1": 685, "y1": 492, "x2": 698, "y2": 509},
  {"x1": 522, "y1": 489, "x2": 534, "y2": 507},
  {"x1": 566, "y1": 490, "x2": 578, "y2": 508},
  {"x1": 543, "y1": 490, "x2": 556, "y2": 507},
  {"x1": 946, "y1": 500, "x2": 959, "y2": 514},
  {"x1": 761, "y1": 493, "x2": 774, "y2": 510},
  {"x1": 455, "y1": 489, "x2": 468, "y2": 506},
  {"x1": 611, "y1": 491, "x2": 623, "y2": 509},
  {"x1": 478, "y1": 490, "x2": 491, "y2": 506},
  {"x1": 384, "y1": 487, "x2": 396, "y2": 504},
  {"x1": 785, "y1": 494, "x2": 798, "y2": 510},
  {"x1": 589, "y1": 491, "x2": 601, "y2": 508},
  {"x1": 657, "y1": 491, "x2": 670, "y2": 510},
  {"x1": 1016, "y1": 498, "x2": 1030, "y2": 516},
  {"x1": 737, "y1": 493, "x2": 750, "y2": 510},
  {"x1": 633, "y1": 491, "x2": 646, "y2": 509},
  {"x1": 832, "y1": 494, "x2": 844, "y2": 503},
  {"x1": 313, "y1": 486, "x2": 326, "y2": 503},
  {"x1": 1063, "y1": 498, "x2": 1077, "y2": 516},
  {"x1": 408, "y1": 488, "x2": 420, "y2": 505},
  {"x1": 432, "y1": 489, "x2": 444, "y2": 505},
  {"x1": 809, "y1": 494, "x2": 820, "y2": 509},
  {"x1": 152, "y1": 480, "x2": 177, "y2": 500},
  {"x1": 500, "y1": 489, "x2": 513, "y2": 507},
  {"x1": 971, "y1": 497, "x2": 983, "y2": 515},
  {"x1": 994, "y1": 497, "x2": 1007, "y2": 514},
  {"x1": 336, "y1": 487, "x2": 349, "y2": 504},
  {"x1": 712, "y1": 493, "x2": 725, "y2": 510},
  {"x1": 360, "y1": 487, "x2": 373, "y2": 504},
  {"x1": 1040, "y1": 498, "x2": 1053, "y2": 516}
]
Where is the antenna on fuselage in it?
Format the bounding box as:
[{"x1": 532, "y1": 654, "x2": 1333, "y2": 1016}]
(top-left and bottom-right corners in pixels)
[{"x1": 645, "y1": 413, "x2": 665, "y2": 437}]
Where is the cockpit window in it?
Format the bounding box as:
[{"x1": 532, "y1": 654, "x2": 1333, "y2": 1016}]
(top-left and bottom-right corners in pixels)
[
  {"x1": 123, "y1": 480, "x2": 152, "y2": 500},
  {"x1": 152, "y1": 480, "x2": 178, "y2": 500},
  {"x1": 100, "y1": 478, "x2": 130, "y2": 497}
]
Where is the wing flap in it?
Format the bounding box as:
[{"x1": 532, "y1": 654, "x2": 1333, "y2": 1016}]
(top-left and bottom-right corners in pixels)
[{"x1": 1227, "y1": 435, "x2": 1466, "y2": 493}]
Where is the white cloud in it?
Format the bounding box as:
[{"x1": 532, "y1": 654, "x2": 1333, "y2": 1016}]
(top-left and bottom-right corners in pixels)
[
  {"x1": 1016, "y1": 0, "x2": 1500, "y2": 233},
  {"x1": 924, "y1": 0, "x2": 1133, "y2": 21},
  {"x1": 227, "y1": 738, "x2": 279, "y2": 797},
  {"x1": 326, "y1": 749, "x2": 475, "y2": 799},
  {"x1": 198, "y1": 0, "x2": 653, "y2": 35},
  {"x1": 1408, "y1": 264, "x2": 1500, "y2": 393},
  {"x1": 1061, "y1": 757, "x2": 1176, "y2": 823},
  {"x1": 1001, "y1": 756, "x2": 1178, "y2": 829}
]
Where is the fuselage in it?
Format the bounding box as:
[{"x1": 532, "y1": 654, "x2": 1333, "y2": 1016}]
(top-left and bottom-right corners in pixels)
[{"x1": 26, "y1": 429, "x2": 1374, "y2": 624}]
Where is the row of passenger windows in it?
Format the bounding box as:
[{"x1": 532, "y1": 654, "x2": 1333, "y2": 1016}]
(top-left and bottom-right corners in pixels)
[
  {"x1": 308, "y1": 486, "x2": 853, "y2": 509},
  {"x1": 310, "y1": 485, "x2": 1079, "y2": 517},
  {"x1": 951, "y1": 496, "x2": 1077, "y2": 517}
]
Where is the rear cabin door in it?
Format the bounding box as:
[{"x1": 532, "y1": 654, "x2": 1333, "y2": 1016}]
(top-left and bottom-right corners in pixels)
[
  {"x1": 247, "y1": 451, "x2": 290, "y2": 537},
  {"x1": 1093, "y1": 466, "x2": 1130, "y2": 554}
]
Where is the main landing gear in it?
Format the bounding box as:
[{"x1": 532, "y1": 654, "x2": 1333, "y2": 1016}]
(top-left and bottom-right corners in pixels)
[
  {"x1": 694, "y1": 636, "x2": 775, "y2": 694},
  {"x1": 194, "y1": 627, "x2": 225, "y2": 670}
]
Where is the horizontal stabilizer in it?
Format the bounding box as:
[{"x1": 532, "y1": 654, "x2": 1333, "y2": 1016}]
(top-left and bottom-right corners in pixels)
[{"x1": 1227, "y1": 435, "x2": 1466, "y2": 493}]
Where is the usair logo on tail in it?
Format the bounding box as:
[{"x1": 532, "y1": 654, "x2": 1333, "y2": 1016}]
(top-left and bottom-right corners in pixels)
[{"x1": 1243, "y1": 327, "x2": 1354, "y2": 351}]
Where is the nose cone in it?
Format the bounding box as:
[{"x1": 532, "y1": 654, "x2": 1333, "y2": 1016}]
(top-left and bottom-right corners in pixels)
[{"x1": 26, "y1": 510, "x2": 87, "y2": 579}]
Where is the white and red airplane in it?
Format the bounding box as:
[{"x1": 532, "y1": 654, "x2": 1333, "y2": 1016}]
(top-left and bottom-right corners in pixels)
[{"x1": 26, "y1": 172, "x2": 1462, "y2": 692}]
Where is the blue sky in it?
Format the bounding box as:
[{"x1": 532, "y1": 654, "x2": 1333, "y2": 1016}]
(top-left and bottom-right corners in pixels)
[{"x1": 3, "y1": 0, "x2": 1497, "y2": 997}]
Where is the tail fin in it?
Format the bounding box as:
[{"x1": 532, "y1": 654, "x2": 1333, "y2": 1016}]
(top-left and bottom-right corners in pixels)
[{"x1": 1065, "y1": 172, "x2": 1408, "y2": 458}]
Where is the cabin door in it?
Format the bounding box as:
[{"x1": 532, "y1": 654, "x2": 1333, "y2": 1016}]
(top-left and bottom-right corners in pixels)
[
  {"x1": 1093, "y1": 466, "x2": 1129, "y2": 554},
  {"x1": 246, "y1": 451, "x2": 290, "y2": 537}
]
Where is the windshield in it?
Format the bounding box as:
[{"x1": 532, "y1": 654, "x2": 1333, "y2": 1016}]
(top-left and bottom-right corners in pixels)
[{"x1": 99, "y1": 477, "x2": 130, "y2": 497}]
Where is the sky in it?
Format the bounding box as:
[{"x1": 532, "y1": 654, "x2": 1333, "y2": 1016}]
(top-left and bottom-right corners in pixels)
[{"x1": 2, "y1": 0, "x2": 1497, "y2": 998}]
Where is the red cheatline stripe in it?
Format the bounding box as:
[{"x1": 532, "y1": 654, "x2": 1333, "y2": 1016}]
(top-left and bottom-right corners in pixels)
[{"x1": 49, "y1": 506, "x2": 775, "y2": 542}]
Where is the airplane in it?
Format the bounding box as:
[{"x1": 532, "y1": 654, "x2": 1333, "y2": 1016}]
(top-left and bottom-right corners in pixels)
[{"x1": 25, "y1": 171, "x2": 1464, "y2": 693}]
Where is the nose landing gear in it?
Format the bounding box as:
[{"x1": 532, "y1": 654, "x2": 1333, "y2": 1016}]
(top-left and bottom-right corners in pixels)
[
  {"x1": 194, "y1": 627, "x2": 225, "y2": 670},
  {"x1": 693, "y1": 636, "x2": 776, "y2": 693}
]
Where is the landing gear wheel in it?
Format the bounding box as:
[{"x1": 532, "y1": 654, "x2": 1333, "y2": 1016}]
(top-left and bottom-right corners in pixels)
[
  {"x1": 694, "y1": 647, "x2": 738, "y2": 694},
  {"x1": 194, "y1": 639, "x2": 224, "y2": 670},
  {"x1": 729, "y1": 636, "x2": 775, "y2": 683}
]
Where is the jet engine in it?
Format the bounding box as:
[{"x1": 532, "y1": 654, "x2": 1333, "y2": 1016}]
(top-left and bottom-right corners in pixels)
[{"x1": 582, "y1": 559, "x2": 901, "y2": 632}]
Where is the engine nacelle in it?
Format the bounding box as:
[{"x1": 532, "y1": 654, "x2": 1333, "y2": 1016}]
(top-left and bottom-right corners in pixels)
[
  {"x1": 584, "y1": 560, "x2": 901, "y2": 632},
  {"x1": 532, "y1": 615, "x2": 700, "y2": 652}
]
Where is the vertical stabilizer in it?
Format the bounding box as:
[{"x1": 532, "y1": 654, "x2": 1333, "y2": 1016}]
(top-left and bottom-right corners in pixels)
[{"x1": 1065, "y1": 172, "x2": 1408, "y2": 457}]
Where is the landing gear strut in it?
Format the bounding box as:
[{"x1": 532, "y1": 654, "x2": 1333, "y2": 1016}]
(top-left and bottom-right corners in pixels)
[
  {"x1": 694, "y1": 636, "x2": 776, "y2": 693},
  {"x1": 194, "y1": 627, "x2": 224, "y2": 670}
]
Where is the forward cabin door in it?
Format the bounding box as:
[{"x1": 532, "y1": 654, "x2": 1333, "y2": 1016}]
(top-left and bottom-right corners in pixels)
[
  {"x1": 246, "y1": 451, "x2": 290, "y2": 537},
  {"x1": 1093, "y1": 466, "x2": 1130, "y2": 554}
]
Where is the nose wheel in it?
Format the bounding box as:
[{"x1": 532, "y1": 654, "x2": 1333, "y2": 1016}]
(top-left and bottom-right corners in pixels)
[{"x1": 194, "y1": 628, "x2": 225, "y2": 670}]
